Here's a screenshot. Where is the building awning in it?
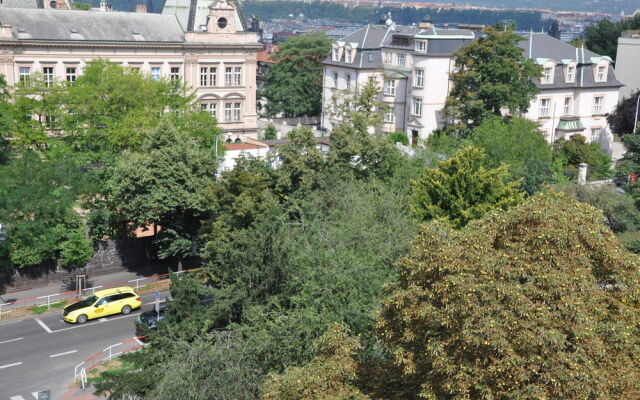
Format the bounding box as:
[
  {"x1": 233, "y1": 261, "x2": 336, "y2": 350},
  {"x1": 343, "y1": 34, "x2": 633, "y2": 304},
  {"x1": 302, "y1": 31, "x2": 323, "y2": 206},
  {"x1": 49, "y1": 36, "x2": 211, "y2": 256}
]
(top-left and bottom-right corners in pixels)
[{"x1": 556, "y1": 116, "x2": 586, "y2": 132}]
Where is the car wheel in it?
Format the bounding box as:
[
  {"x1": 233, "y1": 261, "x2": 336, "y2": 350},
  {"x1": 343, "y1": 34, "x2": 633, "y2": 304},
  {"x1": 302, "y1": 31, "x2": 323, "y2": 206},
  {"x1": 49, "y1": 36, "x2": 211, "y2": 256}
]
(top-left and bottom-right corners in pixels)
[
  {"x1": 121, "y1": 305, "x2": 132, "y2": 315},
  {"x1": 76, "y1": 314, "x2": 88, "y2": 324}
]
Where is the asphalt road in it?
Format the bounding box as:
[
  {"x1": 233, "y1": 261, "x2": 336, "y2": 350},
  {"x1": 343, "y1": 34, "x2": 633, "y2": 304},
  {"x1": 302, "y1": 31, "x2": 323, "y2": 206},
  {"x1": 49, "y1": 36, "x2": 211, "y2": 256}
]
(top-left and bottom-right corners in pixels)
[{"x1": 0, "y1": 291, "x2": 169, "y2": 400}]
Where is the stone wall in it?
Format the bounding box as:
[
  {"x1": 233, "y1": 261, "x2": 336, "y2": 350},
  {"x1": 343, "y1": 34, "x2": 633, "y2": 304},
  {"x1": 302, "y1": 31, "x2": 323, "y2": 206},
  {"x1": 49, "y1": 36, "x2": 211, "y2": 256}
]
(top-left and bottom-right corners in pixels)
[{"x1": 2, "y1": 238, "x2": 173, "y2": 294}]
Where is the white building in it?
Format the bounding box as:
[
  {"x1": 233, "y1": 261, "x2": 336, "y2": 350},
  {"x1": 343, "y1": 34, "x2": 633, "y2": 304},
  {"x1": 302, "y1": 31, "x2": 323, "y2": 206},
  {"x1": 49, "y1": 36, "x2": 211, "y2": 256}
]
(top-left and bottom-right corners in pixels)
[
  {"x1": 615, "y1": 30, "x2": 640, "y2": 100},
  {"x1": 321, "y1": 21, "x2": 623, "y2": 151}
]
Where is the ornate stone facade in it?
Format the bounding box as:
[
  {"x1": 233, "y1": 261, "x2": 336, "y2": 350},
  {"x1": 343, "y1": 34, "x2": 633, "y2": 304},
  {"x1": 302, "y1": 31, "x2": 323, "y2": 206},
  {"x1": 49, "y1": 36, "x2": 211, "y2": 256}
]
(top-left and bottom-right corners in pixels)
[{"x1": 0, "y1": 2, "x2": 262, "y2": 136}]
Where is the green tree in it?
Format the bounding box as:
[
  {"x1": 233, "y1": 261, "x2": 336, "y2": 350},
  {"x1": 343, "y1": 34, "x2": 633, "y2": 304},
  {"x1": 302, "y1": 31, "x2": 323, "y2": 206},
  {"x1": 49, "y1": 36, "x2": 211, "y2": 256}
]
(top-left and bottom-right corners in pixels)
[
  {"x1": 552, "y1": 134, "x2": 612, "y2": 180},
  {"x1": 606, "y1": 90, "x2": 640, "y2": 135},
  {"x1": 0, "y1": 74, "x2": 13, "y2": 162},
  {"x1": 0, "y1": 150, "x2": 92, "y2": 268},
  {"x1": 376, "y1": 192, "x2": 640, "y2": 399},
  {"x1": 262, "y1": 32, "x2": 332, "y2": 117},
  {"x1": 262, "y1": 324, "x2": 370, "y2": 400},
  {"x1": 553, "y1": 183, "x2": 640, "y2": 233},
  {"x1": 90, "y1": 120, "x2": 218, "y2": 270},
  {"x1": 471, "y1": 116, "x2": 553, "y2": 194},
  {"x1": 443, "y1": 26, "x2": 540, "y2": 134},
  {"x1": 584, "y1": 15, "x2": 640, "y2": 60},
  {"x1": 388, "y1": 131, "x2": 409, "y2": 146},
  {"x1": 410, "y1": 146, "x2": 524, "y2": 228},
  {"x1": 59, "y1": 229, "x2": 94, "y2": 270},
  {"x1": 263, "y1": 124, "x2": 278, "y2": 140}
]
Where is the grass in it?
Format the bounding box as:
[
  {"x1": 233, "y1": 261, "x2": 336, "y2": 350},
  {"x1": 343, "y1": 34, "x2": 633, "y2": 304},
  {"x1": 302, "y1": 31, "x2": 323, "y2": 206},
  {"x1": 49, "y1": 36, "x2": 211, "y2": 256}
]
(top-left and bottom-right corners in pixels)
[
  {"x1": 27, "y1": 300, "x2": 69, "y2": 315},
  {"x1": 87, "y1": 358, "x2": 136, "y2": 384}
]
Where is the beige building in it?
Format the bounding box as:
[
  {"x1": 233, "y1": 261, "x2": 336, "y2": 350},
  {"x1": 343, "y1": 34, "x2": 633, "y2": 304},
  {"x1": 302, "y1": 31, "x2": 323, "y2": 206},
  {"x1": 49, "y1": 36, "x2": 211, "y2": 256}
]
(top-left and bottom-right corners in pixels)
[{"x1": 0, "y1": 1, "x2": 262, "y2": 136}]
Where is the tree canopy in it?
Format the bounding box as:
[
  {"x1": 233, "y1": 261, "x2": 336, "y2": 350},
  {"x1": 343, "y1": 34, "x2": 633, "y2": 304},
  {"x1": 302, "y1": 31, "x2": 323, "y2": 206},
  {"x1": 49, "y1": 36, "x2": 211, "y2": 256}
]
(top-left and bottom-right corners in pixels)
[
  {"x1": 377, "y1": 192, "x2": 640, "y2": 399},
  {"x1": 584, "y1": 14, "x2": 640, "y2": 60},
  {"x1": 443, "y1": 26, "x2": 540, "y2": 134},
  {"x1": 607, "y1": 90, "x2": 640, "y2": 135},
  {"x1": 471, "y1": 116, "x2": 553, "y2": 194},
  {"x1": 410, "y1": 146, "x2": 524, "y2": 228},
  {"x1": 262, "y1": 32, "x2": 332, "y2": 118}
]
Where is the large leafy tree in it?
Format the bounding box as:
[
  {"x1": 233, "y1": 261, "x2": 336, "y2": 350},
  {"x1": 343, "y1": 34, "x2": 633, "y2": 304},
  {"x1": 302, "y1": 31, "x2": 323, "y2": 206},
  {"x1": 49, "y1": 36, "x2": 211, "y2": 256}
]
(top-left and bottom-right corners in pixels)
[
  {"x1": 376, "y1": 192, "x2": 640, "y2": 400},
  {"x1": 607, "y1": 90, "x2": 640, "y2": 135},
  {"x1": 443, "y1": 26, "x2": 540, "y2": 134},
  {"x1": 89, "y1": 120, "x2": 218, "y2": 269},
  {"x1": 552, "y1": 134, "x2": 612, "y2": 180},
  {"x1": 471, "y1": 116, "x2": 553, "y2": 194},
  {"x1": 410, "y1": 146, "x2": 524, "y2": 228},
  {"x1": 0, "y1": 150, "x2": 93, "y2": 269},
  {"x1": 262, "y1": 32, "x2": 332, "y2": 117},
  {"x1": 262, "y1": 324, "x2": 370, "y2": 400},
  {"x1": 584, "y1": 14, "x2": 640, "y2": 60}
]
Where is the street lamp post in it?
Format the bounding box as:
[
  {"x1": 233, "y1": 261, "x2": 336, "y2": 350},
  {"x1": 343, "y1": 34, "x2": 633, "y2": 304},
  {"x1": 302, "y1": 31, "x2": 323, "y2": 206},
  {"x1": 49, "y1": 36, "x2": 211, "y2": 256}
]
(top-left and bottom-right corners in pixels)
[{"x1": 634, "y1": 92, "x2": 640, "y2": 134}]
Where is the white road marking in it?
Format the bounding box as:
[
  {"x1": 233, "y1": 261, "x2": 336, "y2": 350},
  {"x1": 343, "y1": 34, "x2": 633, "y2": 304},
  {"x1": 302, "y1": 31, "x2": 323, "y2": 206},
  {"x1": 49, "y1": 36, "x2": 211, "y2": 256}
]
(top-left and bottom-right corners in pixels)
[
  {"x1": 99, "y1": 318, "x2": 108, "y2": 322},
  {"x1": 31, "y1": 393, "x2": 39, "y2": 399},
  {"x1": 49, "y1": 312, "x2": 139, "y2": 333},
  {"x1": 35, "y1": 318, "x2": 52, "y2": 333},
  {"x1": 49, "y1": 349, "x2": 78, "y2": 358},
  {"x1": 9, "y1": 395, "x2": 25, "y2": 400},
  {"x1": 0, "y1": 361, "x2": 22, "y2": 369},
  {"x1": 0, "y1": 336, "x2": 23, "y2": 345},
  {"x1": 134, "y1": 336, "x2": 145, "y2": 346}
]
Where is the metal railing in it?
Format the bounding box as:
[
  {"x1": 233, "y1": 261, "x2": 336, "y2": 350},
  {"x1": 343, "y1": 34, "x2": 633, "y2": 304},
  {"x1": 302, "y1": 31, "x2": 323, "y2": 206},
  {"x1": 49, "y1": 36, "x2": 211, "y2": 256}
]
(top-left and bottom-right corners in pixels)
[
  {"x1": 0, "y1": 269, "x2": 191, "y2": 320},
  {"x1": 74, "y1": 336, "x2": 147, "y2": 389}
]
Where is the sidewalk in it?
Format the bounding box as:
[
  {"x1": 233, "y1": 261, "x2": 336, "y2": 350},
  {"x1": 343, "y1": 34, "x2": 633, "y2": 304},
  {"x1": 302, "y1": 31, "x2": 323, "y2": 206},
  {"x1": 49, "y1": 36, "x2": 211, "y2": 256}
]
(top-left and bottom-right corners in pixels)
[
  {"x1": 0, "y1": 269, "x2": 165, "y2": 312},
  {"x1": 61, "y1": 383, "x2": 105, "y2": 400}
]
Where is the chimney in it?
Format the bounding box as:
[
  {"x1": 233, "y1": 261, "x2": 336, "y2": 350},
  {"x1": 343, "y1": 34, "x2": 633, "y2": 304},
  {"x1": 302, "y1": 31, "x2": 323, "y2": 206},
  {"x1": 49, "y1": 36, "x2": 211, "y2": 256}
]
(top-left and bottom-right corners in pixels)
[
  {"x1": 0, "y1": 24, "x2": 13, "y2": 39},
  {"x1": 578, "y1": 163, "x2": 588, "y2": 185},
  {"x1": 136, "y1": 2, "x2": 147, "y2": 12},
  {"x1": 419, "y1": 15, "x2": 432, "y2": 29}
]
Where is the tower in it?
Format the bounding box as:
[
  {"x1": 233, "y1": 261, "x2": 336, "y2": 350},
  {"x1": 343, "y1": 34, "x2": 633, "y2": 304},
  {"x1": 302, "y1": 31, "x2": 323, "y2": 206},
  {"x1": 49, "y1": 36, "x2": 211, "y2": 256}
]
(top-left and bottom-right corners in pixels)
[{"x1": 206, "y1": 0, "x2": 237, "y2": 33}]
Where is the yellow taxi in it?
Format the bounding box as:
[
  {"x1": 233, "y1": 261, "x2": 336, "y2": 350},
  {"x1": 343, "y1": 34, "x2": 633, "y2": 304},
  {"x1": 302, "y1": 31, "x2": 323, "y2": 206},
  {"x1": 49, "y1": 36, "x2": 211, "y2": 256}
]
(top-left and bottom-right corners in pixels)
[{"x1": 63, "y1": 286, "x2": 142, "y2": 324}]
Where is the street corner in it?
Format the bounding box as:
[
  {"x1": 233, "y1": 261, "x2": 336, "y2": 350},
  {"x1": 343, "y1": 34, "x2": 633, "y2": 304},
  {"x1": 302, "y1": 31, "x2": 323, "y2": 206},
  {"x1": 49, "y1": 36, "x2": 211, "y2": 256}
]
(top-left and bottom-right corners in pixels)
[{"x1": 60, "y1": 384, "x2": 105, "y2": 400}]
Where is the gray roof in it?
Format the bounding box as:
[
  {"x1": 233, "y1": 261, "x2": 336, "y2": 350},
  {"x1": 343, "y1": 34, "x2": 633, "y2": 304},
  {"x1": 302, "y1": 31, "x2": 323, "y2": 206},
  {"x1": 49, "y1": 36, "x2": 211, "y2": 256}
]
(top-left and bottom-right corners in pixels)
[
  {"x1": 0, "y1": 8, "x2": 185, "y2": 42},
  {"x1": 518, "y1": 33, "x2": 623, "y2": 89},
  {"x1": 0, "y1": 0, "x2": 42, "y2": 8},
  {"x1": 324, "y1": 24, "x2": 477, "y2": 68}
]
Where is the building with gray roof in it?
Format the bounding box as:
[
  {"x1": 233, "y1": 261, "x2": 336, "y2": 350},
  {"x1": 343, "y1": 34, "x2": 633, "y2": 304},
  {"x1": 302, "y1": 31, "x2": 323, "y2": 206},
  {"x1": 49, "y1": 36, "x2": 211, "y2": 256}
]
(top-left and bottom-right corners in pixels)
[
  {"x1": 321, "y1": 22, "x2": 622, "y2": 154},
  {"x1": 0, "y1": 2, "x2": 262, "y2": 137}
]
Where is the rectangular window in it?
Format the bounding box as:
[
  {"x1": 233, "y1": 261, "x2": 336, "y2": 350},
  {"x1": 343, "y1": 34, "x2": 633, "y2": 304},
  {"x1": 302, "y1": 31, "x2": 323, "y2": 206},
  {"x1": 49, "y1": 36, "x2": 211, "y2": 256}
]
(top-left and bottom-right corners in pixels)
[
  {"x1": 233, "y1": 67, "x2": 242, "y2": 86},
  {"x1": 384, "y1": 110, "x2": 394, "y2": 123},
  {"x1": 414, "y1": 69, "x2": 424, "y2": 88},
  {"x1": 224, "y1": 103, "x2": 232, "y2": 122},
  {"x1": 542, "y1": 67, "x2": 553, "y2": 84},
  {"x1": 225, "y1": 67, "x2": 233, "y2": 86},
  {"x1": 346, "y1": 74, "x2": 352, "y2": 90},
  {"x1": 200, "y1": 67, "x2": 208, "y2": 87},
  {"x1": 412, "y1": 97, "x2": 422, "y2": 116},
  {"x1": 332, "y1": 48, "x2": 338, "y2": 61},
  {"x1": 233, "y1": 102, "x2": 241, "y2": 121},
  {"x1": 566, "y1": 66, "x2": 575, "y2": 83},
  {"x1": 590, "y1": 128, "x2": 601, "y2": 142},
  {"x1": 210, "y1": 67, "x2": 217, "y2": 87},
  {"x1": 597, "y1": 66, "x2": 606, "y2": 82},
  {"x1": 170, "y1": 67, "x2": 180, "y2": 82},
  {"x1": 563, "y1": 97, "x2": 572, "y2": 116},
  {"x1": 539, "y1": 98, "x2": 550, "y2": 117},
  {"x1": 415, "y1": 41, "x2": 427, "y2": 52},
  {"x1": 333, "y1": 72, "x2": 338, "y2": 88},
  {"x1": 384, "y1": 52, "x2": 392, "y2": 64},
  {"x1": 66, "y1": 67, "x2": 77, "y2": 83},
  {"x1": 345, "y1": 50, "x2": 352, "y2": 63},
  {"x1": 19, "y1": 66, "x2": 30, "y2": 85},
  {"x1": 383, "y1": 79, "x2": 395, "y2": 95},
  {"x1": 593, "y1": 96, "x2": 604, "y2": 114},
  {"x1": 396, "y1": 53, "x2": 406, "y2": 67},
  {"x1": 43, "y1": 66, "x2": 54, "y2": 87},
  {"x1": 151, "y1": 66, "x2": 161, "y2": 81},
  {"x1": 201, "y1": 102, "x2": 217, "y2": 118}
]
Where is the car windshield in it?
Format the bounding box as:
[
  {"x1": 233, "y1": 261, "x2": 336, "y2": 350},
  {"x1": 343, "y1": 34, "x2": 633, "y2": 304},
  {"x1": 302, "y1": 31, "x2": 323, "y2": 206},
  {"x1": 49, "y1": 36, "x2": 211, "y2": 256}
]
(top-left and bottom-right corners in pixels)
[{"x1": 77, "y1": 294, "x2": 98, "y2": 307}]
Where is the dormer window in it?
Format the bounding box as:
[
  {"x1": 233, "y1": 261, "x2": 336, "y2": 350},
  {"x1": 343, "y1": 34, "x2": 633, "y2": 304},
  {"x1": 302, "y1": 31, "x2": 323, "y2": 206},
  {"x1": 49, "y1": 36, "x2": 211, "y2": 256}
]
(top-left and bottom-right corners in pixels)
[
  {"x1": 542, "y1": 66, "x2": 553, "y2": 84},
  {"x1": 345, "y1": 49, "x2": 352, "y2": 63},
  {"x1": 596, "y1": 65, "x2": 606, "y2": 82},
  {"x1": 415, "y1": 40, "x2": 427, "y2": 53},
  {"x1": 331, "y1": 47, "x2": 339, "y2": 62},
  {"x1": 566, "y1": 64, "x2": 576, "y2": 83}
]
